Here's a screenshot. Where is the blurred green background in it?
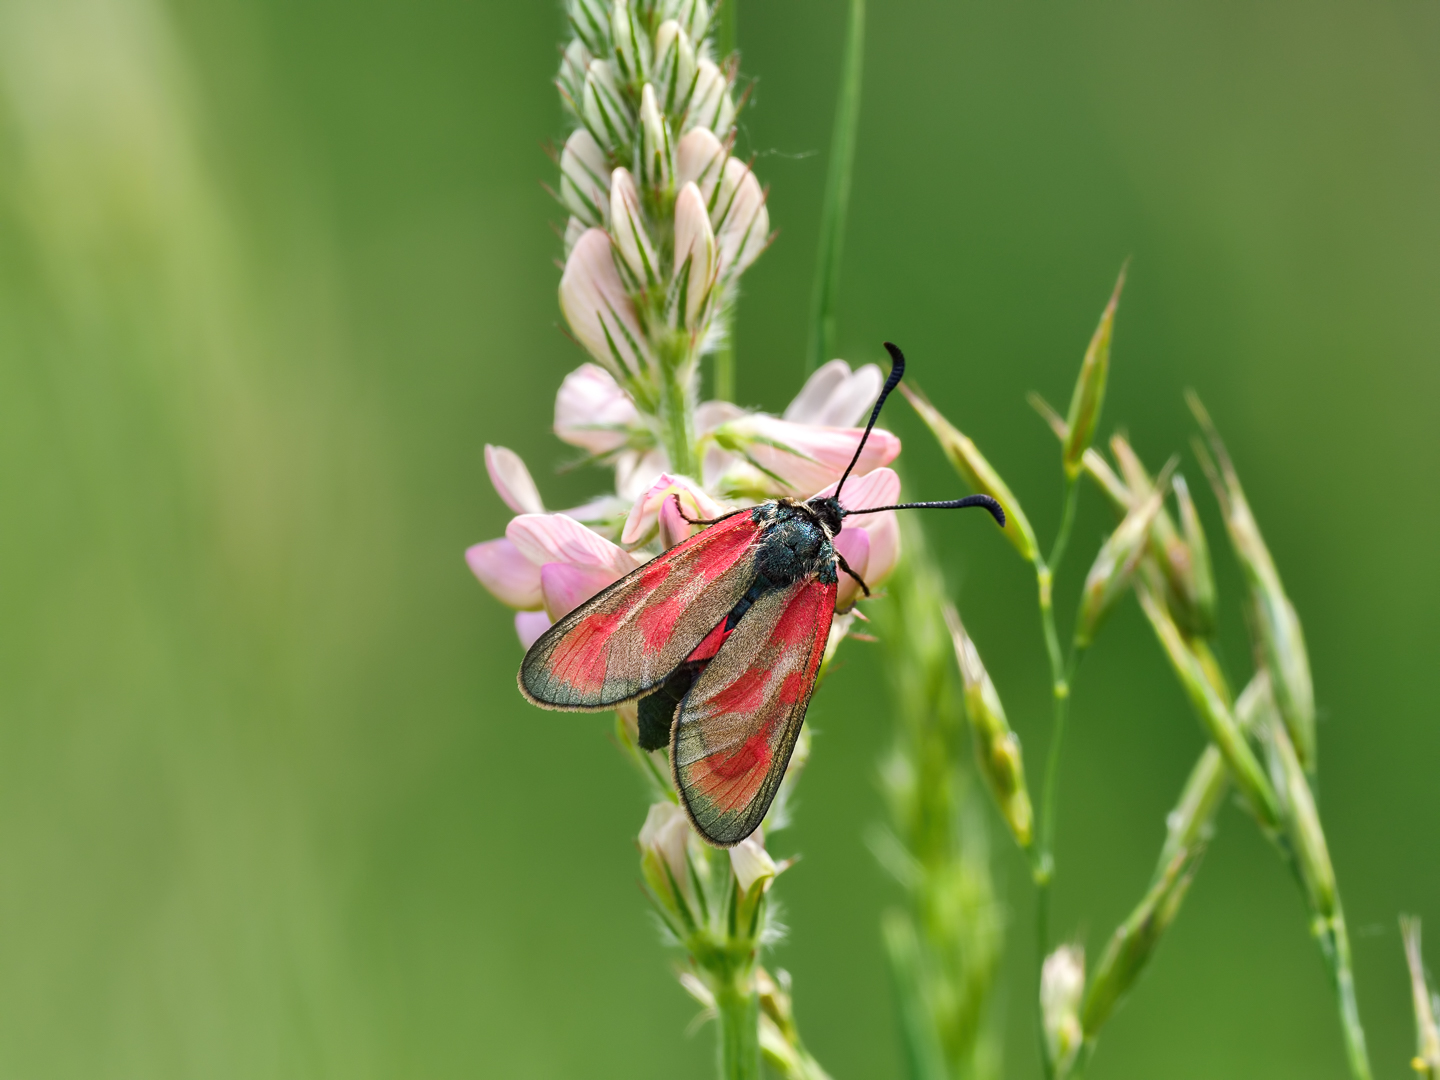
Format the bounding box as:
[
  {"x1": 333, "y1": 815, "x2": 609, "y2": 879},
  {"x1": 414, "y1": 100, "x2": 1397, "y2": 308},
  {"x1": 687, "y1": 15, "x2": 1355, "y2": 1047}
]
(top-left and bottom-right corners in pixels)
[{"x1": 1, "y1": 0, "x2": 1437, "y2": 1076}]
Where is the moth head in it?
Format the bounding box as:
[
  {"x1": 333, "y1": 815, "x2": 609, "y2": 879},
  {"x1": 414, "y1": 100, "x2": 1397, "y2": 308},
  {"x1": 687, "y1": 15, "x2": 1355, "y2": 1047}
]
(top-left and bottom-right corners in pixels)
[{"x1": 805, "y1": 495, "x2": 844, "y2": 535}]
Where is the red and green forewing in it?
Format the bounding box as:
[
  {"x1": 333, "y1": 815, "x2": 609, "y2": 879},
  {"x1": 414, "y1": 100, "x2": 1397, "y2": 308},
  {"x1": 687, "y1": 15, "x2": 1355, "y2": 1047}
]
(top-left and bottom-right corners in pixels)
[
  {"x1": 519, "y1": 511, "x2": 764, "y2": 709},
  {"x1": 671, "y1": 576, "x2": 837, "y2": 846}
]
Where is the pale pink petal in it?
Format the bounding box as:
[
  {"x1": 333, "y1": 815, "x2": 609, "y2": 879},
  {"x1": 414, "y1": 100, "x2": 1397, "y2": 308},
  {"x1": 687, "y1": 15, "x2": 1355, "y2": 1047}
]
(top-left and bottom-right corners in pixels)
[
  {"x1": 729, "y1": 834, "x2": 777, "y2": 893},
  {"x1": 467, "y1": 538, "x2": 543, "y2": 610},
  {"x1": 515, "y1": 610, "x2": 553, "y2": 649},
  {"x1": 554, "y1": 363, "x2": 638, "y2": 454},
  {"x1": 727, "y1": 416, "x2": 900, "y2": 495},
  {"x1": 862, "y1": 510, "x2": 901, "y2": 586},
  {"x1": 783, "y1": 360, "x2": 852, "y2": 425},
  {"x1": 615, "y1": 448, "x2": 668, "y2": 501},
  {"x1": 812, "y1": 466, "x2": 902, "y2": 512},
  {"x1": 558, "y1": 229, "x2": 650, "y2": 377},
  {"x1": 540, "y1": 561, "x2": 626, "y2": 620},
  {"x1": 559, "y1": 128, "x2": 610, "y2": 226},
  {"x1": 621, "y1": 473, "x2": 728, "y2": 545},
  {"x1": 610, "y1": 168, "x2": 659, "y2": 285},
  {"x1": 714, "y1": 158, "x2": 769, "y2": 278},
  {"x1": 780, "y1": 362, "x2": 882, "y2": 428},
  {"x1": 484, "y1": 445, "x2": 544, "y2": 515},
  {"x1": 695, "y1": 399, "x2": 746, "y2": 434},
  {"x1": 673, "y1": 182, "x2": 717, "y2": 326},
  {"x1": 639, "y1": 801, "x2": 692, "y2": 883},
  {"x1": 687, "y1": 59, "x2": 735, "y2": 138},
  {"x1": 506, "y1": 513, "x2": 639, "y2": 578},
  {"x1": 675, "y1": 127, "x2": 726, "y2": 201},
  {"x1": 832, "y1": 527, "x2": 871, "y2": 611}
]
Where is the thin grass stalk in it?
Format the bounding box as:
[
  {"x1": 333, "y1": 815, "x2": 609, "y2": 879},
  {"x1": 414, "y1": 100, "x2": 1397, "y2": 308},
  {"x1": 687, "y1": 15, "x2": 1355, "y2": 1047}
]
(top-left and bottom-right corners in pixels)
[{"x1": 806, "y1": 0, "x2": 865, "y2": 371}]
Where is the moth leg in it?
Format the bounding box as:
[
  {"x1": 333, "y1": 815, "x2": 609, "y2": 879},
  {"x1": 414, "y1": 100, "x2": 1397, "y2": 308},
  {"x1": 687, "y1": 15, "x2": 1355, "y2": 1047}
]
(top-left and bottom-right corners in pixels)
[
  {"x1": 835, "y1": 552, "x2": 870, "y2": 598},
  {"x1": 672, "y1": 493, "x2": 747, "y2": 528}
]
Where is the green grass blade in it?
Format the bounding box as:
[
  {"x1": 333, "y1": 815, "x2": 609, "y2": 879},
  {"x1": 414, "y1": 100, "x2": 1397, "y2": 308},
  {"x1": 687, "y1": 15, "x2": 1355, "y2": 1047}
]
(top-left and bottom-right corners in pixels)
[{"x1": 806, "y1": 0, "x2": 865, "y2": 372}]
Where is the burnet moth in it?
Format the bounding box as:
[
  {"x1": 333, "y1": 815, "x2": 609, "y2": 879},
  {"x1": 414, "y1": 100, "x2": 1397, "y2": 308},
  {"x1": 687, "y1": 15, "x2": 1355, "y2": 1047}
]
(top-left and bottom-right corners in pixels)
[{"x1": 519, "y1": 343, "x2": 1005, "y2": 846}]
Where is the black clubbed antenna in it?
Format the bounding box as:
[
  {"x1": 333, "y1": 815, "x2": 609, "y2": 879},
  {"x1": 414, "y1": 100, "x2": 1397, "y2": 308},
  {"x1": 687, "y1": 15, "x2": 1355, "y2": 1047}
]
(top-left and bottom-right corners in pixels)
[
  {"x1": 834, "y1": 341, "x2": 907, "y2": 505},
  {"x1": 844, "y1": 494, "x2": 1007, "y2": 528}
]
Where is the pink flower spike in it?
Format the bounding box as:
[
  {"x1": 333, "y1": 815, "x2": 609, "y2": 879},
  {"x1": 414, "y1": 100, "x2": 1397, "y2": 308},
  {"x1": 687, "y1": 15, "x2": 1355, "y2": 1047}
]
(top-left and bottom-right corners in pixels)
[
  {"x1": 554, "y1": 363, "x2": 639, "y2": 454},
  {"x1": 540, "y1": 561, "x2": 629, "y2": 620},
  {"x1": 622, "y1": 473, "x2": 728, "y2": 546},
  {"x1": 466, "y1": 538, "x2": 543, "y2": 610},
  {"x1": 507, "y1": 513, "x2": 640, "y2": 579},
  {"x1": 515, "y1": 610, "x2": 553, "y2": 649},
  {"x1": 485, "y1": 445, "x2": 544, "y2": 515}
]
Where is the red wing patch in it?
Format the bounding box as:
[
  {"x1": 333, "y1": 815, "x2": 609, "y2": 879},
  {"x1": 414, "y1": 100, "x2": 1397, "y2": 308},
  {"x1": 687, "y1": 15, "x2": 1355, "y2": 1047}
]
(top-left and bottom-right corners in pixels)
[
  {"x1": 671, "y1": 576, "x2": 837, "y2": 846},
  {"x1": 520, "y1": 510, "x2": 765, "y2": 709}
]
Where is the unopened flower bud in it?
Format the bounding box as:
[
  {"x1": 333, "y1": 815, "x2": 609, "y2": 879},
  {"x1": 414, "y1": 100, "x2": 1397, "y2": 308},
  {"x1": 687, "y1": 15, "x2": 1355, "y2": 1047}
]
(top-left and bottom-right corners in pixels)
[
  {"x1": 1137, "y1": 586, "x2": 1280, "y2": 830},
  {"x1": 1082, "y1": 846, "x2": 1199, "y2": 1037},
  {"x1": 676, "y1": 126, "x2": 726, "y2": 203},
  {"x1": 557, "y1": 38, "x2": 593, "y2": 115},
  {"x1": 609, "y1": 167, "x2": 660, "y2": 288},
  {"x1": 637, "y1": 84, "x2": 674, "y2": 191},
  {"x1": 559, "y1": 228, "x2": 651, "y2": 380},
  {"x1": 609, "y1": 0, "x2": 651, "y2": 86},
  {"x1": 566, "y1": 0, "x2": 611, "y2": 57},
  {"x1": 686, "y1": 58, "x2": 735, "y2": 138},
  {"x1": 1041, "y1": 946, "x2": 1086, "y2": 1078},
  {"x1": 945, "y1": 604, "x2": 1034, "y2": 849},
  {"x1": 1062, "y1": 265, "x2": 1126, "y2": 478},
  {"x1": 672, "y1": 181, "x2": 716, "y2": 329},
  {"x1": 639, "y1": 801, "x2": 695, "y2": 909},
  {"x1": 901, "y1": 383, "x2": 1039, "y2": 562},
  {"x1": 730, "y1": 833, "x2": 778, "y2": 896},
  {"x1": 582, "y1": 59, "x2": 632, "y2": 151},
  {"x1": 1074, "y1": 457, "x2": 1175, "y2": 650},
  {"x1": 1402, "y1": 917, "x2": 1440, "y2": 1078},
  {"x1": 1189, "y1": 392, "x2": 1316, "y2": 769},
  {"x1": 672, "y1": 0, "x2": 711, "y2": 44},
  {"x1": 559, "y1": 128, "x2": 610, "y2": 227},
  {"x1": 651, "y1": 21, "x2": 698, "y2": 115},
  {"x1": 713, "y1": 157, "x2": 769, "y2": 280}
]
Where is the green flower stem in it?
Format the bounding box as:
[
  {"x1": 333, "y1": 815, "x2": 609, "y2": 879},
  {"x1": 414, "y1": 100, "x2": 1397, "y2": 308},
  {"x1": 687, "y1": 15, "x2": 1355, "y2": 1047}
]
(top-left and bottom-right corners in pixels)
[
  {"x1": 656, "y1": 337, "x2": 699, "y2": 476},
  {"x1": 716, "y1": 972, "x2": 762, "y2": 1080}
]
